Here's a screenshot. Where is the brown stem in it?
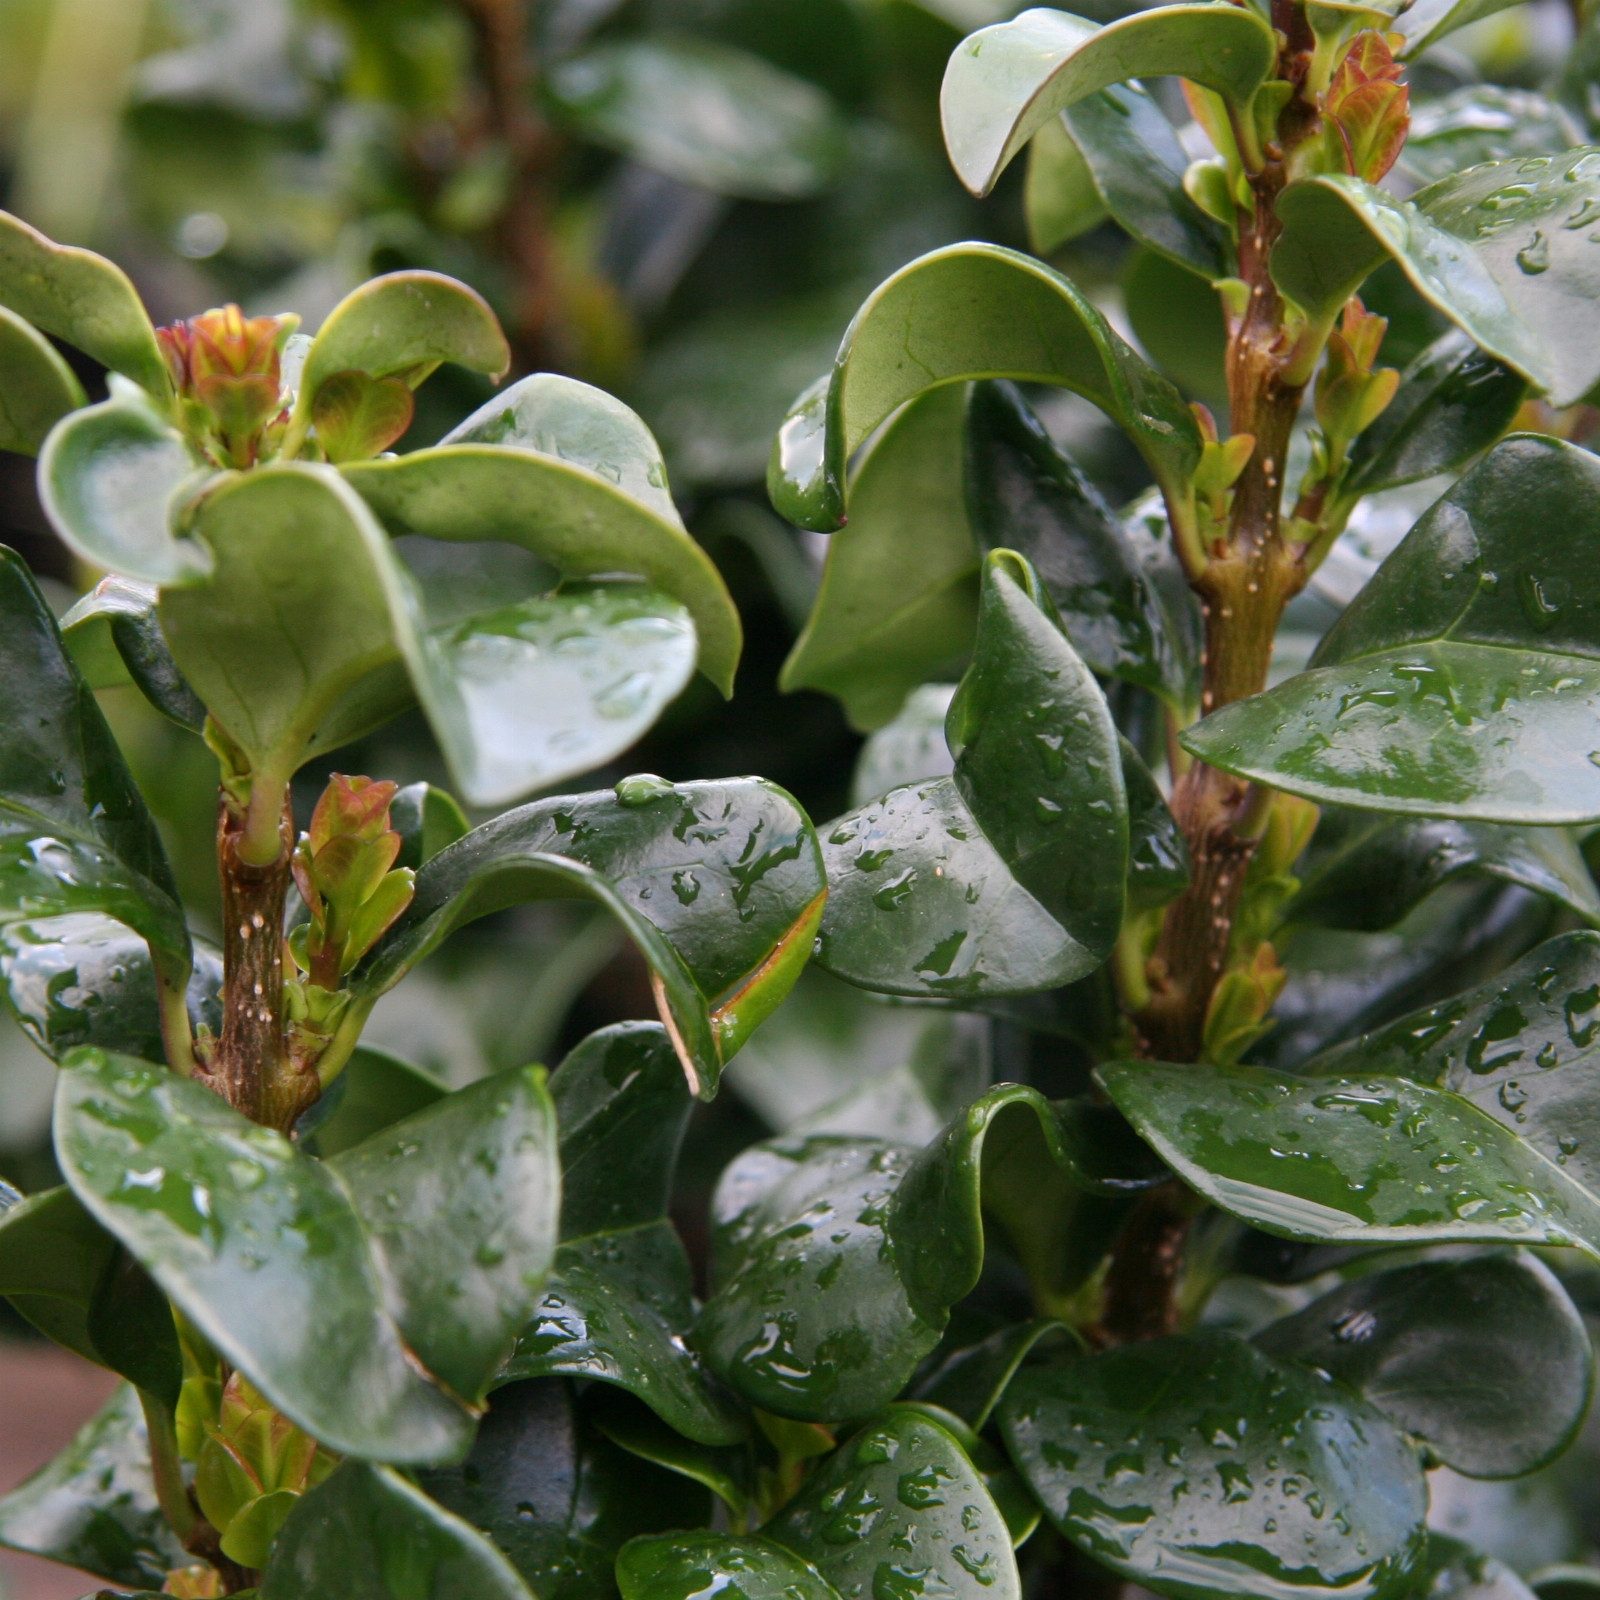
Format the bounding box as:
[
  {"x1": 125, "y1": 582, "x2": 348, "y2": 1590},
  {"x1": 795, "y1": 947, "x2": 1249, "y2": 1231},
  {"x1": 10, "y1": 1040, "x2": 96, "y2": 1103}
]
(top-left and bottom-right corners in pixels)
[{"x1": 1094, "y1": 1182, "x2": 1200, "y2": 1345}]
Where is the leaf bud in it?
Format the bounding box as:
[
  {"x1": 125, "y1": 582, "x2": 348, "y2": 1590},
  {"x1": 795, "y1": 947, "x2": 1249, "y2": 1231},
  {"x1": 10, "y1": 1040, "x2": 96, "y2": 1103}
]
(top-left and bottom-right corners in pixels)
[
  {"x1": 1323, "y1": 31, "x2": 1409, "y2": 184},
  {"x1": 156, "y1": 305, "x2": 300, "y2": 468}
]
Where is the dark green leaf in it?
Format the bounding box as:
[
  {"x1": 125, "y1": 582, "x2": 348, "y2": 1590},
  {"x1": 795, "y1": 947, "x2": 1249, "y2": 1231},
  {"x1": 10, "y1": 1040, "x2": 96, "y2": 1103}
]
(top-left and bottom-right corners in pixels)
[
  {"x1": 39, "y1": 384, "x2": 208, "y2": 587},
  {"x1": 1411, "y1": 1537, "x2": 1540, "y2": 1600},
  {"x1": 1099, "y1": 1056, "x2": 1600, "y2": 1252},
  {"x1": 818, "y1": 551, "x2": 1127, "y2": 998},
  {"x1": 586, "y1": 1385, "x2": 754, "y2": 1519},
  {"x1": 765, "y1": 1405, "x2": 1020, "y2": 1598},
  {"x1": 390, "y1": 782, "x2": 468, "y2": 872},
  {"x1": 1122, "y1": 738, "x2": 1190, "y2": 911},
  {"x1": 1025, "y1": 112, "x2": 1106, "y2": 254},
  {"x1": 0, "y1": 1385, "x2": 184, "y2": 1588},
  {"x1": 0, "y1": 301, "x2": 85, "y2": 454},
  {"x1": 999, "y1": 1333, "x2": 1427, "y2": 1600},
  {"x1": 0, "y1": 210, "x2": 168, "y2": 396},
  {"x1": 965, "y1": 380, "x2": 1199, "y2": 712},
  {"x1": 1123, "y1": 248, "x2": 1231, "y2": 410},
  {"x1": 329, "y1": 1064, "x2": 559, "y2": 1406},
  {"x1": 55, "y1": 1048, "x2": 474, "y2": 1463},
  {"x1": 61, "y1": 577, "x2": 207, "y2": 730},
  {"x1": 1341, "y1": 331, "x2": 1526, "y2": 500},
  {"x1": 354, "y1": 779, "x2": 826, "y2": 1100},
  {"x1": 1529, "y1": 1566, "x2": 1600, "y2": 1600},
  {"x1": 618, "y1": 1532, "x2": 840, "y2": 1600},
  {"x1": 1183, "y1": 438, "x2": 1600, "y2": 822},
  {"x1": 768, "y1": 243, "x2": 1200, "y2": 534},
  {"x1": 260, "y1": 1461, "x2": 534, "y2": 1600},
  {"x1": 0, "y1": 1182, "x2": 116, "y2": 1364},
  {"x1": 940, "y1": 4, "x2": 1276, "y2": 197},
  {"x1": 299, "y1": 1044, "x2": 446, "y2": 1158},
  {"x1": 915, "y1": 1319, "x2": 1076, "y2": 1431},
  {"x1": 548, "y1": 35, "x2": 847, "y2": 200},
  {"x1": 1255, "y1": 1251, "x2": 1593, "y2": 1478},
  {"x1": 1398, "y1": 89, "x2": 1582, "y2": 190},
  {"x1": 779, "y1": 385, "x2": 978, "y2": 733},
  {"x1": 420, "y1": 1380, "x2": 710, "y2": 1600}
]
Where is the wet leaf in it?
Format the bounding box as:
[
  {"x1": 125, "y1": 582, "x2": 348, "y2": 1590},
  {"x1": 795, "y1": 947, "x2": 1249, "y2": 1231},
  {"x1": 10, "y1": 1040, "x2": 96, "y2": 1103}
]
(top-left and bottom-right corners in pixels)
[
  {"x1": 55, "y1": 1048, "x2": 474, "y2": 1463},
  {"x1": 0, "y1": 210, "x2": 168, "y2": 397},
  {"x1": 299, "y1": 1044, "x2": 447, "y2": 1158},
  {"x1": 618, "y1": 1532, "x2": 840, "y2": 1600},
  {"x1": 0, "y1": 301, "x2": 85, "y2": 454},
  {"x1": 914, "y1": 1319, "x2": 1076, "y2": 1431},
  {"x1": 1255, "y1": 1251, "x2": 1594, "y2": 1478},
  {"x1": 0, "y1": 1384, "x2": 184, "y2": 1588},
  {"x1": 549, "y1": 35, "x2": 847, "y2": 201},
  {"x1": 940, "y1": 4, "x2": 1275, "y2": 197},
  {"x1": 260, "y1": 1461, "x2": 534, "y2": 1600},
  {"x1": 1184, "y1": 438, "x2": 1600, "y2": 822},
  {"x1": 1410, "y1": 1537, "x2": 1541, "y2": 1600},
  {"x1": 389, "y1": 783, "x2": 468, "y2": 872},
  {"x1": 768, "y1": 243, "x2": 1199, "y2": 533},
  {"x1": 61, "y1": 577, "x2": 207, "y2": 731},
  {"x1": 1397, "y1": 88, "x2": 1581, "y2": 190},
  {"x1": 354, "y1": 778, "x2": 826, "y2": 1100},
  {"x1": 1000, "y1": 1333, "x2": 1428, "y2": 1600},
  {"x1": 329, "y1": 1064, "x2": 559, "y2": 1406}
]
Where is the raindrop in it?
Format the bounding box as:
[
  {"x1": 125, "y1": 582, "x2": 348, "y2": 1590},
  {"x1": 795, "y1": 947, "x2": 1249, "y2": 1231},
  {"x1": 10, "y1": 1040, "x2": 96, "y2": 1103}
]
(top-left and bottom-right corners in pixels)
[
  {"x1": 1498, "y1": 1081, "x2": 1530, "y2": 1112},
  {"x1": 1517, "y1": 232, "x2": 1551, "y2": 273}
]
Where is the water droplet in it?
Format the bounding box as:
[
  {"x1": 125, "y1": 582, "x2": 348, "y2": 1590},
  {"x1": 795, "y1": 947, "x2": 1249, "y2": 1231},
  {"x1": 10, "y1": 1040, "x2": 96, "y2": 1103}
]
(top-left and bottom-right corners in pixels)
[
  {"x1": 614, "y1": 773, "x2": 674, "y2": 806},
  {"x1": 1517, "y1": 232, "x2": 1551, "y2": 273},
  {"x1": 672, "y1": 869, "x2": 699, "y2": 904},
  {"x1": 1332, "y1": 1309, "x2": 1377, "y2": 1342},
  {"x1": 1498, "y1": 1080, "x2": 1530, "y2": 1112}
]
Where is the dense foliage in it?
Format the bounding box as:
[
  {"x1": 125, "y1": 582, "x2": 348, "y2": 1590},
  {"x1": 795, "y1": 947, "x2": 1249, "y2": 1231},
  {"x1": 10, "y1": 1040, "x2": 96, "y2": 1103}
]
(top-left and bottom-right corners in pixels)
[{"x1": 3, "y1": 0, "x2": 1600, "y2": 1598}]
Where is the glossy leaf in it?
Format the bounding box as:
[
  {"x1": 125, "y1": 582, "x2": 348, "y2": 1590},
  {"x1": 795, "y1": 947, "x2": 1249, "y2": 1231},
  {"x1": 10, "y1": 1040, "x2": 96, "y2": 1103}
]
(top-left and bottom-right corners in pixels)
[
  {"x1": 300, "y1": 1044, "x2": 447, "y2": 1158},
  {"x1": 939, "y1": 4, "x2": 1276, "y2": 197},
  {"x1": 1099, "y1": 1056, "x2": 1600, "y2": 1253},
  {"x1": 0, "y1": 547, "x2": 190, "y2": 977},
  {"x1": 849, "y1": 684, "x2": 956, "y2": 807},
  {"x1": 915, "y1": 1319, "x2": 1075, "y2": 1431},
  {"x1": 39, "y1": 382, "x2": 208, "y2": 586},
  {"x1": 355, "y1": 778, "x2": 825, "y2": 1099},
  {"x1": 1398, "y1": 88, "x2": 1582, "y2": 190},
  {"x1": 389, "y1": 782, "x2": 468, "y2": 872},
  {"x1": 260, "y1": 1462, "x2": 534, "y2": 1600},
  {"x1": 1000, "y1": 1334, "x2": 1427, "y2": 1600},
  {"x1": 0, "y1": 209, "x2": 168, "y2": 396},
  {"x1": 1025, "y1": 112, "x2": 1106, "y2": 254},
  {"x1": 0, "y1": 1385, "x2": 183, "y2": 1588},
  {"x1": 1124, "y1": 248, "x2": 1230, "y2": 409},
  {"x1": 61, "y1": 577, "x2": 207, "y2": 730},
  {"x1": 549, "y1": 35, "x2": 847, "y2": 201},
  {"x1": 618, "y1": 1532, "x2": 841, "y2": 1600},
  {"x1": 1396, "y1": 0, "x2": 1533, "y2": 58},
  {"x1": 699, "y1": 1084, "x2": 1159, "y2": 1421},
  {"x1": 329, "y1": 1065, "x2": 559, "y2": 1406},
  {"x1": 765, "y1": 1406, "x2": 1020, "y2": 1599},
  {"x1": 0, "y1": 301, "x2": 85, "y2": 454},
  {"x1": 1341, "y1": 330, "x2": 1526, "y2": 500},
  {"x1": 1184, "y1": 438, "x2": 1600, "y2": 822},
  {"x1": 420, "y1": 1380, "x2": 711, "y2": 1600},
  {"x1": 1255, "y1": 1251, "x2": 1594, "y2": 1478},
  {"x1": 343, "y1": 372, "x2": 741, "y2": 696},
  {"x1": 1412, "y1": 1538, "x2": 1541, "y2": 1600},
  {"x1": 966, "y1": 379, "x2": 1199, "y2": 711},
  {"x1": 817, "y1": 552, "x2": 1127, "y2": 998},
  {"x1": 55, "y1": 1047, "x2": 474, "y2": 1463},
  {"x1": 768, "y1": 242, "x2": 1200, "y2": 533},
  {"x1": 779, "y1": 385, "x2": 978, "y2": 733},
  {"x1": 1289, "y1": 810, "x2": 1600, "y2": 931},
  {"x1": 1272, "y1": 152, "x2": 1600, "y2": 406},
  {"x1": 500, "y1": 1023, "x2": 745, "y2": 1443}
]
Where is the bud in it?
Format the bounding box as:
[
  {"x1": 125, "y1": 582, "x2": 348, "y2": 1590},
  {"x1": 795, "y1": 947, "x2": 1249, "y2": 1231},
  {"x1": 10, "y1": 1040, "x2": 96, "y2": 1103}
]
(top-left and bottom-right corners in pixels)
[
  {"x1": 156, "y1": 305, "x2": 299, "y2": 468},
  {"x1": 164, "y1": 1565, "x2": 224, "y2": 1597},
  {"x1": 1323, "y1": 31, "x2": 1409, "y2": 184},
  {"x1": 1315, "y1": 298, "x2": 1401, "y2": 465},
  {"x1": 1202, "y1": 941, "x2": 1288, "y2": 1066}
]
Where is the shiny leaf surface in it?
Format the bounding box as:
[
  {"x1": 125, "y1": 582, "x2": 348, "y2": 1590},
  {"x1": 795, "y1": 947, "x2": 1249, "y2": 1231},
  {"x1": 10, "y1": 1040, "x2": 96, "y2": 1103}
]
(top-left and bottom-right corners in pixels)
[
  {"x1": 618, "y1": 1533, "x2": 840, "y2": 1600},
  {"x1": 299, "y1": 1044, "x2": 446, "y2": 1158},
  {"x1": 61, "y1": 577, "x2": 206, "y2": 730},
  {"x1": 1410, "y1": 1537, "x2": 1540, "y2": 1600},
  {"x1": 0, "y1": 301, "x2": 85, "y2": 454},
  {"x1": 389, "y1": 782, "x2": 468, "y2": 872},
  {"x1": 1000, "y1": 1334, "x2": 1428, "y2": 1600},
  {"x1": 1398, "y1": 89, "x2": 1581, "y2": 190},
  {"x1": 1025, "y1": 112, "x2": 1106, "y2": 254}
]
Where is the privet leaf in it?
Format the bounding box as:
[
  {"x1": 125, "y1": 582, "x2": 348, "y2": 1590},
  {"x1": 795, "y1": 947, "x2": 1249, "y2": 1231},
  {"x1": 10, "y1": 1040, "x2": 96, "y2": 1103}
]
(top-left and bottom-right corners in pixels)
[
  {"x1": 0, "y1": 301, "x2": 85, "y2": 454},
  {"x1": 618, "y1": 1532, "x2": 841, "y2": 1600},
  {"x1": 1025, "y1": 112, "x2": 1106, "y2": 254},
  {"x1": 1398, "y1": 88, "x2": 1581, "y2": 189},
  {"x1": 61, "y1": 577, "x2": 207, "y2": 730}
]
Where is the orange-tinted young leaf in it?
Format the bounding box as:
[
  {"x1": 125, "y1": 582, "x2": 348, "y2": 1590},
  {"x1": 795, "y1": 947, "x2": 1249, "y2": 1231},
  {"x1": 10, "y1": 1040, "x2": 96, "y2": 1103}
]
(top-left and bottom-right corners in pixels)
[
  {"x1": 310, "y1": 371, "x2": 416, "y2": 464},
  {"x1": 1324, "y1": 32, "x2": 1409, "y2": 183}
]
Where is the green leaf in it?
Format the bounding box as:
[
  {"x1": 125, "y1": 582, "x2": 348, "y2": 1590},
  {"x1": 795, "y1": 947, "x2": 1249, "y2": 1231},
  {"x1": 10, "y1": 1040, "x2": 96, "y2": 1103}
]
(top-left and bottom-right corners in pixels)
[
  {"x1": 1255, "y1": 1250, "x2": 1594, "y2": 1478},
  {"x1": 1396, "y1": 0, "x2": 1532, "y2": 58},
  {"x1": 390, "y1": 783, "x2": 468, "y2": 872},
  {"x1": 0, "y1": 547, "x2": 190, "y2": 983},
  {"x1": 260, "y1": 1461, "x2": 534, "y2": 1600},
  {"x1": 1183, "y1": 437, "x2": 1600, "y2": 822},
  {"x1": 55, "y1": 1048, "x2": 475, "y2": 1463},
  {"x1": 849, "y1": 684, "x2": 956, "y2": 807},
  {"x1": 618, "y1": 1532, "x2": 841, "y2": 1600},
  {"x1": 0, "y1": 209, "x2": 168, "y2": 397},
  {"x1": 0, "y1": 301, "x2": 85, "y2": 454},
  {"x1": 698, "y1": 1084, "x2": 1158, "y2": 1421},
  {"x1": 1098, "y1": 1056, "x2": 1600, "y2": 1253},
  {"x1": 1528, "y1": 1566, "x2": 1600, "y2": 1600},
  {"x1": 1272, "y1": 152, "x2": 1600, "y2": 406},
  {"x1": 0, "y1": 1384, "x2": 184, "y2": 1588},
  {"x1": 780, "y1": 385, "x2": 979, "y2": 733},
  {"x1": 1341, "y1": 330, "x2": 1526, "y2": 500},
  {"x1": 1122, "y1": 738, "x2": 1190, "y2": 911},
  {"x1": 299, "y1": 1044, "x2": 447, "y2": 1158},
  {"x1": 1025, "y1": 112, "x2": 1106, "y2": 255},
  {"x1": 328, "y1": 1064, "x2": 559, "y2": 1406},
  {"x1": 355, "y1": 778, "x2": 826, "y2": 1100},
  {"x1": 1412, "y1": 1537, "x2": 1541, "y2": 1600},
  {"x1": 817, "y1": 551, "x2": 1127, "y2": 998},
  {"x1": 39, "y1": 382, "x2": 208, "y2": 587},
  {"x1": 767, "y1": 242, "x2": 1200, "y2": 534},
  {"x1": 1398, "y1": 89, "x2": 1582, "y2": 189},
  {"x1": 342, "y1": 373, "x2": 741, "y2": 697},
  {"x1": 548, "y1": 35, "x2": 847, "y2": 201},
  {"x1": 914, "y1": 1319, "x2": 1075, "y2": 1431},
  {"x1": 1059, "y1": 83, "x2": 1227, "y2": 278},
  {"x1": 1290, "y1": 810, "x2": 1600, "y2": 931},
  {"x1": 419, "y1": 1379, "x2": 710, "y2": 1600},
  {"x1": 999, "y1": 1333, "x2": 1427, "y2": 1600},
  {"x1": 939, "y1": 4, "x2": 1276, "y2": 197},
  {"x1": 766, "y1": 1406, "x2": 1020, "y2": 1599},
  {"x1": 1123, "y1": 249, "x2": 1231, "y2": 409},
  {"x1": 159, "y1": 464, "x2": 412, "y2": 780},
  {"x1": 499, "y1": 1023, "x2": 746, "y2": 1444},
  {"x1": 965, "y1": 380, "x2": 1199, "y2": 712},
  {"x1": 586, "y1": 1386, "x2": 754, "y2": 1519},
  {"x1": 61, "y1": 577, "x2": 207, "y2": 730}
]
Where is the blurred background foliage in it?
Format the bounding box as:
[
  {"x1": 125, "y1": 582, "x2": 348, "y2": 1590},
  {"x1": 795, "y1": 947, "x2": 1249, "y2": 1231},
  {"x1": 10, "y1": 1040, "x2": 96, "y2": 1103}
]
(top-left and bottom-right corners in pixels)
[{"x1": 6, "y1": 17, "x2": 1600, "y2": 1572}]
